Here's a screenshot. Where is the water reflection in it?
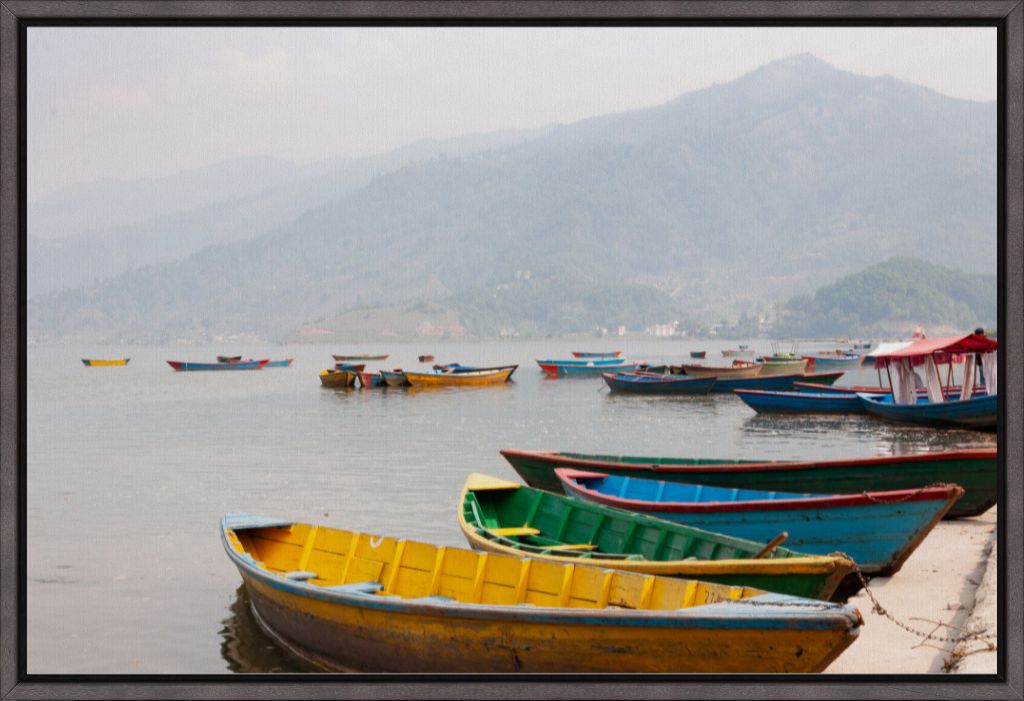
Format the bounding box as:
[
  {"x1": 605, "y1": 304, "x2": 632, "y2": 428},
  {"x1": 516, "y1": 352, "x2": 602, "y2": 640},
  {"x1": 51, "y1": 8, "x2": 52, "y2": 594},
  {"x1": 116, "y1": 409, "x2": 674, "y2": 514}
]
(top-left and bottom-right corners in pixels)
[
  {"x1": 219, "y1": 585, "x2": 314, "y2": 673},
  {"x1": 742, "y1": 413, "x2": 996, "y2": 453}
]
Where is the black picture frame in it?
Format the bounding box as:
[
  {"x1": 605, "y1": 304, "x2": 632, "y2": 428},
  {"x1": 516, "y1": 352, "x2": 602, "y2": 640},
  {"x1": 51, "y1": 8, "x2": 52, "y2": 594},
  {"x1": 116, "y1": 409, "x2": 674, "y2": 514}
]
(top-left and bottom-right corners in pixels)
[{"x1": 1, "y1": 1, "x2": 1020, "y2": 699}]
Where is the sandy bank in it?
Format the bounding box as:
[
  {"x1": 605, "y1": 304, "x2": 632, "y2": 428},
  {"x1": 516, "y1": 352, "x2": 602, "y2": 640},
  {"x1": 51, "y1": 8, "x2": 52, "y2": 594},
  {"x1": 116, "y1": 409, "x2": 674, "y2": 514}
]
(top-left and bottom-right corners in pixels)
[{"x1": 826, "y1": 508, "x2": 997, "y2": 674}]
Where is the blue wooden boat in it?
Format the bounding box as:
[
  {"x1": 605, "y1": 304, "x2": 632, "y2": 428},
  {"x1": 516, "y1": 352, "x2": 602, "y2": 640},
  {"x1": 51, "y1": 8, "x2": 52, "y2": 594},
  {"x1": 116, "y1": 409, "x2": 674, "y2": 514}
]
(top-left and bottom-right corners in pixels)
[
  {"x1": 735, "y1": 389, "x2": 868, "y2": 414},
  {"x1": 555, "y1": 469, "x2": 963, "y2": 576},
  {"x1": 571, "y1": 351, "x2": 622, "y2": 358},
  {"x1": 602, "y1": 372, "x2": 716, "y2": 395},
  {"x1": 710, "y1": 373, "x2": 804, "y2": 393},
  {"x1": 537, "y1": 359, "x2": 635, "y2": 377},
  {"x1": 690, "y1": 351, "x2": 707, "y2": 359},
  {"x1": 264, "y1": 358, "x2": 294, "y2": 368},
  {"x1": 167, "y1": 359, "x2": 268, "y2": 371},
  {"x1": 858, "y1": 393, "x2": 997, "y2": 429}
]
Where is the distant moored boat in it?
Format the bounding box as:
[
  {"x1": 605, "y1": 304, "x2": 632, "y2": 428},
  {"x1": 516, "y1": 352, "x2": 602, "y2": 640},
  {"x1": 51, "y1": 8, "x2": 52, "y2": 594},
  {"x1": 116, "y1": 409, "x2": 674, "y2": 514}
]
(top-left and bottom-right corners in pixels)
[
  {"x1": 332, "y1": 354, "x2": 389, "y2": 361},
  {"x1": 167, "y1": 359, "x2": 267, "y2": 371},
  {"x1": 319, "y1": 368, "x2": 358, "y2": 387},
  {"x1": 81, "y1": 358, "x2": 130, "y2": 367}
]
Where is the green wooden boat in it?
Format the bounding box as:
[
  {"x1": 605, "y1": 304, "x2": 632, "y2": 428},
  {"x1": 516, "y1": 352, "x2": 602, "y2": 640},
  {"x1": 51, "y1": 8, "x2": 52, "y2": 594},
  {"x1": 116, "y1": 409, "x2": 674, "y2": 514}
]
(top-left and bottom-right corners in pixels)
[
  {"x1": 459, "y1": 474, "x2": 855, "y2": 600},
  {"x1": 500, "y1": 448, "x2": 996, "y2": 519}
]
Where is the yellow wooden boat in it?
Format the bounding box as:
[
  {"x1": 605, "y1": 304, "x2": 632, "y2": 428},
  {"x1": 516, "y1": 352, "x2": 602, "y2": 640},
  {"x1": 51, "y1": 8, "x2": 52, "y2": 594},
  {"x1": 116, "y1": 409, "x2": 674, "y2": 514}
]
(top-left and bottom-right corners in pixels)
[
  {"x1": 404, "y1": 366, "x2": 515, "y2": 387},
  {"x1": 318, "y1": 368, "x2": 357, "y2": 388},
  {"x1": 458, "y1": 474, "x2": 855, "y2": 600},
  {"x1": 222, "y1": 513, "x2": 862, "y2": 673},
  {"x1": 81, "y1": 358, "x2": 130, "y2": 366}
]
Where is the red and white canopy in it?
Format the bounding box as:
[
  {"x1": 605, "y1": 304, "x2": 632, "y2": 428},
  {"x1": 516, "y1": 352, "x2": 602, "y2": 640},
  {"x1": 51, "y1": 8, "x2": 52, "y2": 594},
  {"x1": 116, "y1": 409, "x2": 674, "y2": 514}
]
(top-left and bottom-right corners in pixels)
[{"x1": 871, "y1": 333, "x2": 997, "y2": 369}]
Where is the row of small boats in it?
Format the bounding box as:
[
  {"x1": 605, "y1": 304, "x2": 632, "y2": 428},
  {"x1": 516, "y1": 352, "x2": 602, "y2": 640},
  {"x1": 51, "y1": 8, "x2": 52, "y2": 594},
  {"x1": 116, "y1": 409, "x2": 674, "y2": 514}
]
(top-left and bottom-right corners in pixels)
[
  {"x1": 733, "y1": 334, "x2": 998, "y2": 429},
  {"x1": 222, "y1": 445, "x2": 995, "y2": 673}
]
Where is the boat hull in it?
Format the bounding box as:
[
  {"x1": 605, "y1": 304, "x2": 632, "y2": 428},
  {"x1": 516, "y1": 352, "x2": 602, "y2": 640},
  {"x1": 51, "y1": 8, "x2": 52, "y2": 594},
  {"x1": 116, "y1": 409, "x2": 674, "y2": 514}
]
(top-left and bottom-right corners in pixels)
[
  {"x1": 557, "y1": 472, "x2": 962, "y2": 575},
  {"x1": 858, "y1": 393, "x2": 997, "y2": 430},
  {"x1": 538, "y1": 360, "x2": 634, "y2": 377},
  {"x1": 404, "y1": 367, "x2": 516, "y2": 386},
  {"x1": 319, "y1": 369, "x2": 358, "y2": 387},
  {"x1": 602, "y1": 373, "x2": 716, "y2": 395},
  {"x1": 571, "y1": 351, "x2": 622, "y2": 358},
  {"x1": 332, "y1": 354, "x2": 389, "y2": 361},
  {"x1": 240, "y1": 572, "x2": 857, "y2": 673},
  {"x1": 167, "y1": 359, "x2": 267, "y2": 371},
  {"x1": 380, "y1": 370, "x2": 409, "y2": 387},
  {"x1": 500, "y1": 449, "x2": 996, "y2": 518},
  {"x1": 264, "y1": 359, "x2": 294, "y2": 368},
  {"x1": 735, "y1": 390, "x2": 866, "y2": 414},
  {"x1": 82, "y1": 358, "x2": 130, "y2": 366},
  {"x1": 357, "y1": 371, "x2": 387, "y2": 387}
]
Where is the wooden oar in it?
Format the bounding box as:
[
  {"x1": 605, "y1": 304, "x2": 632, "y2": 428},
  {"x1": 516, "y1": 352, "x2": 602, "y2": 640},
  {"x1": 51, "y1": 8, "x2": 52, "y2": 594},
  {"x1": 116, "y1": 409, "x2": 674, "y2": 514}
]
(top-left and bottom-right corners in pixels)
[{"x1": 752, "y1": 532, "x2": 788, "y2": 559}]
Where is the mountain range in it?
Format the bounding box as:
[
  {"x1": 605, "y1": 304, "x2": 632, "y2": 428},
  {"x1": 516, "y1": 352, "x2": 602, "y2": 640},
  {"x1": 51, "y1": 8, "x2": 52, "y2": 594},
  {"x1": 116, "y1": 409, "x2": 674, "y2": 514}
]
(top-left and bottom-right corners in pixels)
[{"x1": 28, "y1": 54, "x2": 996, "y2": 343}]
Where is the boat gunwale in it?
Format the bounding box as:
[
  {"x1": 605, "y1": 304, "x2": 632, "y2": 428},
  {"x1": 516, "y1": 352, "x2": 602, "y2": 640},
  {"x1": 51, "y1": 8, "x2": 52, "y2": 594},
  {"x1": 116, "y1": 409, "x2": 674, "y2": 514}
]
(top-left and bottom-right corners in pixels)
[{"x1": 555, "y1": 469, "x2": 965, "y2": 514}]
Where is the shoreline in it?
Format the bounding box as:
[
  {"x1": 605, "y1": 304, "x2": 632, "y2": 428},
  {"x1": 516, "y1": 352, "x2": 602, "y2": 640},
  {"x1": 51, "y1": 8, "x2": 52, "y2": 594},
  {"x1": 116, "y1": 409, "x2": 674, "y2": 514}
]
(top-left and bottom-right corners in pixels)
[{"x1": 826, "y1": 508, "x2": 997, "y2": 674}]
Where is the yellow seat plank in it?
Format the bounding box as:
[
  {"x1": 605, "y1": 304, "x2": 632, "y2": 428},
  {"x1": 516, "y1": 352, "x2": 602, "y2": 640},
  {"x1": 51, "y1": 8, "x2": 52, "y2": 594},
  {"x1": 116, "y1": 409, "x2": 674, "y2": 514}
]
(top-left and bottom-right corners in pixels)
[
  {"x1": 490, "y1": 527, "x2": 540, "y2": 537},
  {"x1": 544, "y1": 543, "x2": 597, "y2": 551}
]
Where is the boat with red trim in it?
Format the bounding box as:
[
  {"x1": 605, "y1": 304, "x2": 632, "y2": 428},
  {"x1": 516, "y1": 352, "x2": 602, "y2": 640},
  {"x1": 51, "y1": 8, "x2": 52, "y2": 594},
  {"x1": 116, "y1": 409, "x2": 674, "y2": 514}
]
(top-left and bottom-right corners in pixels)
[
  {"x1": 499, "y1": 448, "x2": 995, "y2": 518},
  {"x1": 555, "y1": 469, "x2": 963, "y2": 576}
]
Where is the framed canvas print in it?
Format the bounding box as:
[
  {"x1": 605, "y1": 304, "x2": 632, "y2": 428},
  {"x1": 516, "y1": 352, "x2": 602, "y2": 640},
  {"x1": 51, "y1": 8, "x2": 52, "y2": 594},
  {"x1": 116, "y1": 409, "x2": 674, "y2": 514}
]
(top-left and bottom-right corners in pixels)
[{"x1": 1, "y1": 1, "x2": 1020, "y2": 699}]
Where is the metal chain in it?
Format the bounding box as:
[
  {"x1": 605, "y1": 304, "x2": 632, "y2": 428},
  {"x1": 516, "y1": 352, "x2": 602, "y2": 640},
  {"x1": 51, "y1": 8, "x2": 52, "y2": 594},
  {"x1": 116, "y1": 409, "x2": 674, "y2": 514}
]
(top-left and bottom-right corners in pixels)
[
  {"x1": 835, "y1": 551, "x2": 996, "y2": 645},
  {"x1": 734, "y1": 552, "x2": 995, "y2": 646},
  {"x1": 859, "y1": 482, "x2": 955, "y2": 504}
]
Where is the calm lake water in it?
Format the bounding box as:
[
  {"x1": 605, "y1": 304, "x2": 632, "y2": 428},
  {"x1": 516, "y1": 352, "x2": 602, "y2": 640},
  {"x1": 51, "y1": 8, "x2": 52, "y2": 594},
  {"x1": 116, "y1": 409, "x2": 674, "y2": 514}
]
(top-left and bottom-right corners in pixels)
[{"x1": 26, "y1": 339, "x2": 996, "y2": 673}]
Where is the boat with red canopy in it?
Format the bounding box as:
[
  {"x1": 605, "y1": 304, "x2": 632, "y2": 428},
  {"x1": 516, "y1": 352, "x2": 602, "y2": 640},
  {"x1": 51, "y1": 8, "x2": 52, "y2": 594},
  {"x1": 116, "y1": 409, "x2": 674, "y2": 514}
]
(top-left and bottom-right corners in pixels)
[{"x1": 857, "y1": 331, "x2": 997, "y2": 429}]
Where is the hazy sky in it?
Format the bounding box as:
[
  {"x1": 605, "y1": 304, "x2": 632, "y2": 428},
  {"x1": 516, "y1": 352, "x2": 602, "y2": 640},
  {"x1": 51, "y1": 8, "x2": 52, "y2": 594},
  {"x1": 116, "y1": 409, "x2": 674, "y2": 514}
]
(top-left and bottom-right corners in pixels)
[{"x1": 28, "y1": 26, "x2": 996, "y2": 201}]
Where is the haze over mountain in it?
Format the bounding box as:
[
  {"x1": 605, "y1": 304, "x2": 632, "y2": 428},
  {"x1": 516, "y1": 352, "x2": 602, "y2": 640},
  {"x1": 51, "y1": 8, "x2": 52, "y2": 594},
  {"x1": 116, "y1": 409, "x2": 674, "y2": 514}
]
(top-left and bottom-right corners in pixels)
[
  {"x1": 29, "y1": 54, "x2": 996, "y2": 343},
  {"x1": 28, "y1": 127, "x2": 549, "y2": 296}
]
